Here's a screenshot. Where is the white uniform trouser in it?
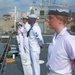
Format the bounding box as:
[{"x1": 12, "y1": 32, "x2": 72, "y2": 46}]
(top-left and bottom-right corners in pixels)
[
  {"x1": 18, "y1": 35, "x2": 24, "y2": 52},
  {"x1": 24, "y1": 37, "x2": 31, "y2": 64},
  {"x1": 20, "y1": 52, "x2": 33, "y2": 75},
  {"x1": 47, "y1": 71, "x2": 72, "y2": 75},
  {"x1": 18, "y1": 35, "x2": 32, "y2": 75},
  {"x1": 30, "y1": 51, "x2": 40, "y2": 75}
]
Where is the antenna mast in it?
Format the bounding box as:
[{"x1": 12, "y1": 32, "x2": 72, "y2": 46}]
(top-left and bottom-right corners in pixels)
[{"x1": 14, "y1": 6, "x2": 17, "y2": 31}]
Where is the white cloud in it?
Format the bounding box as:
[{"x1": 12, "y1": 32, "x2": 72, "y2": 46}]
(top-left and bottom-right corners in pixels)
[
  {"x1": 0, "y1": 0, "x2": 34, "y2": 17},
  {"x1": 0, "y1": 0, "x2": 33, "y2": 9},
  {"x1": 0, "y1": 0, "x2": 14, "y2": 9},
  {"x1": 0, "y1": 0, "x2": 75, "y2": 17},
  {"x1": 50, "y1": 0, "x2": 75, "y2": 6}
]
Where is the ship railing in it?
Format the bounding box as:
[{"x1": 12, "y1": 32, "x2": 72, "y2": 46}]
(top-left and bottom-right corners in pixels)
[{"x1": 0, "y1": 34, "x2": 11, "y2": 75}]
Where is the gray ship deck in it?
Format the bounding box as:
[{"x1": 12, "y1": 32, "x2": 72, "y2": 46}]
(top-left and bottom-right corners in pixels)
[
  {"x1": 5, "y1": 55, "x2": 24, "y2": 75},
  {"x1": 0, "y1": 34, "x2": 75, "y2": 75}
]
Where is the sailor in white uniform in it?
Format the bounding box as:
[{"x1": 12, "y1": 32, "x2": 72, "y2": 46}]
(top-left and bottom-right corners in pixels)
[
  {"x1": 46, "y1": 7, "x2": 75, "y2": 75},
  {"x1": 27, "y1": 14, "x2": 44, "y2": 75},
  {"x1": 21, "y1": 16, "x2": 33, "y2": 75},
  {"x1": 22, "y1": 16, "x2": 31, "y2": 65},
  {"x1": 17, "y1": 22, "x2": 24, "y2": 53},
  {"x1": 17, "y1": 22, "x2": 28, "y2": 62}
]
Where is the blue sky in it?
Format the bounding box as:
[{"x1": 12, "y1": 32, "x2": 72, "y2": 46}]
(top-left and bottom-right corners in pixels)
[{"x1": 0, "y1": 0, "x2": 75, "y2": 17}]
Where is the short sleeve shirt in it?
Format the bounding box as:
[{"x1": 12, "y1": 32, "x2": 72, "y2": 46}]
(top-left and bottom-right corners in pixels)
[{"x1": 46, "y1": 27, "x2": 75, "y2": 74}]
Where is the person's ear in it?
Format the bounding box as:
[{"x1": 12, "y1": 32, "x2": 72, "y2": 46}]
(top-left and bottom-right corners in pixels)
[
  {"x1": 58, "y1": 17, "x2": 63, "y2": 24},
  {"x1": 59, "y1": 17, "x2": 63, "y2": 21}
]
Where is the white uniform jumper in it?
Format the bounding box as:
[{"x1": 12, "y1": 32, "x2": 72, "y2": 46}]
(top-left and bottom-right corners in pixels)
[
  {"x1": 28, "y1": 23, "x2": 44, "y2": 75},
  {"x1": 46, "y1": 27, "x2": 75, "y2": 75}
]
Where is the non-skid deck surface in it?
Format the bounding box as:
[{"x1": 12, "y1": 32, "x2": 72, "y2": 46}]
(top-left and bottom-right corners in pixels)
[{"x1": 5, "y1": 55, "x2": 24, "y2": 75}]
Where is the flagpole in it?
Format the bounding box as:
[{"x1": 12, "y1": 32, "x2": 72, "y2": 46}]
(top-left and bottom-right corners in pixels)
[{"x1": 14, "y1": 5, "x2": 17, "y2": 31}]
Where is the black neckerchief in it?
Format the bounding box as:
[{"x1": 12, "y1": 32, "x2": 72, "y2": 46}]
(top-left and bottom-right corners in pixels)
[{"x1": 27, "y1": 25, "x2": 33, "y2": 37}]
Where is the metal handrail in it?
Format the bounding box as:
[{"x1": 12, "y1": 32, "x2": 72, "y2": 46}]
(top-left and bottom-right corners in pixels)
[{"x1": 0, "y1": 35, "x2": 11, "y2": 75}]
